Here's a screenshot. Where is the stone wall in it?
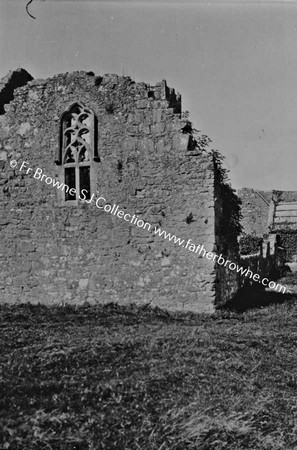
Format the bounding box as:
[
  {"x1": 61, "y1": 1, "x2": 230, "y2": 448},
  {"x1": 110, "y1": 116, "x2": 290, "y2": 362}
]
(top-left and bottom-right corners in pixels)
[
  {"x1": 0, "y1": 68, "x2": 33, "y2": 115},
  {"x1": 0, "y1": 70, "x2": 222, "y2": 313}
]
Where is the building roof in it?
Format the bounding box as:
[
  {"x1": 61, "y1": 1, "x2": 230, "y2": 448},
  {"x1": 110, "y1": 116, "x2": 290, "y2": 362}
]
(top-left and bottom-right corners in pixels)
[{"x1": 273, "y1": 201, "x2": 297, "y2": 229}]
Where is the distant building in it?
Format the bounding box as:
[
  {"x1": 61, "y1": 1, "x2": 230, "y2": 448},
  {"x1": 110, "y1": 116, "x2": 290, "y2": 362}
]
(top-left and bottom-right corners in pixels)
[{"x1": 238, "y1": 188, "x2": 297, "y2": 261}]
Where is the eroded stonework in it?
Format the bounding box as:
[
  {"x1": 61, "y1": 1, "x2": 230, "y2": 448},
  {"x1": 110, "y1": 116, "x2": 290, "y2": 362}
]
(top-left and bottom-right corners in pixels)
[{"x1": 0, "y1": 69, "x2": 240, "y2": 313}]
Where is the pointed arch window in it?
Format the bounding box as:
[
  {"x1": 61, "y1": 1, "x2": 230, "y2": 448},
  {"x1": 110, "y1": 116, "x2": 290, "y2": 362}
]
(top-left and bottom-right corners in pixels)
[{"x1": 56, "y1": 102, "x2": 98, "y2": 201}]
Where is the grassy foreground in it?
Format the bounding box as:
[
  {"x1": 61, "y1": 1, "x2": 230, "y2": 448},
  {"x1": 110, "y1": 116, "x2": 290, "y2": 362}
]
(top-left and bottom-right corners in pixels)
[{"x1": 1, "y1": 301, "x2": 297, "y2": 449}]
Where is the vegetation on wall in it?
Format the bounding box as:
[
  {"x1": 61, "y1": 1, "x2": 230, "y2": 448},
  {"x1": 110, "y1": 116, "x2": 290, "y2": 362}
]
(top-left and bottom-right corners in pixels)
[
  {"x1": 212, "y1": 150, "x2": 242, "y2": 243},
  {"x1": 181, "y1": 114, "x2": 212, "y2": 152},
  {"x1": 180, "y1": 113, "x2": 242, "y2": 247},
  {"x1": 276, "y1": 229, "x2": 297, "y2": 262},
  {"x1": 239, "y1": 234, "x2": 263, "y2": 256}
]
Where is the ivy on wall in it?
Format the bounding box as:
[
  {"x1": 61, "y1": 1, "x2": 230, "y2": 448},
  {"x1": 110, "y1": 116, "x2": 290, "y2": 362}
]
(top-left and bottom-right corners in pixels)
[
  {"x1": 180, "y1": 114, "x2": 242, "y2": 249},
  {"x1": 239, "y1": 234, "x2": 263, "y2": 256}
]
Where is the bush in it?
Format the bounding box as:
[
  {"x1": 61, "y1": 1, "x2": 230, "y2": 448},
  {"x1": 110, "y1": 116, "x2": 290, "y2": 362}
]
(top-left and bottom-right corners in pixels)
[
  {"x1": 277, "y1": 230, "x2": 297, "y2": 262},
  {"x1": 239, "y1": 234, "x2": 263, "y2": 255}
]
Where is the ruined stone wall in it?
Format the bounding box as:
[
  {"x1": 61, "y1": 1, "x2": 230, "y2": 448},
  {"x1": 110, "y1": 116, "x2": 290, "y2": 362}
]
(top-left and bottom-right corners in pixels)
[
  {"x1": 0, "y1": 71, "x2": 218, "y2": 313},
  {"x1": 0, "y1": 68, "x2": 33, "y2": 115},
  {"x1": 277, "y1": 231, "x2": 297, "y2": 262}
]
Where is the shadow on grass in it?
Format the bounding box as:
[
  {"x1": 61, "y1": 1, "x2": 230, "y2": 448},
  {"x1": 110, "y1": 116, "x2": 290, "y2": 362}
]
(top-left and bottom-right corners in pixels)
[{"x1": 224, "y1": 286, "x2": 297, "y2": 312}]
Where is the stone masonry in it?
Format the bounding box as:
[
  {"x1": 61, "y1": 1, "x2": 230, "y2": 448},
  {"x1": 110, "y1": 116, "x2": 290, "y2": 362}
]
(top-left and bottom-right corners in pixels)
[
  {"x1": 237, "y1": 188, "x2": 271, "y2": 236},
  {"x1": 238, "y1": 187, "x2": 297, "y2": 237},
  {"x1": 0, "y1": 69, "x2": 240, "y2": 313}
]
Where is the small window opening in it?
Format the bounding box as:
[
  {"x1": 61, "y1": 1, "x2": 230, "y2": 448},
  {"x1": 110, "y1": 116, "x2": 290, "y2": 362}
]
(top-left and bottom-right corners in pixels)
[{"x1": 58, "y1": 102, "x2": 95, "y2": 202}]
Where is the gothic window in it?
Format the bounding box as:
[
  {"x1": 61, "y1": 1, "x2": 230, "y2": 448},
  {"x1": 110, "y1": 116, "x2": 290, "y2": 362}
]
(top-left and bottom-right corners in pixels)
[{"x1": 56, "y1": 103, "x2": 98, "y2": 201}]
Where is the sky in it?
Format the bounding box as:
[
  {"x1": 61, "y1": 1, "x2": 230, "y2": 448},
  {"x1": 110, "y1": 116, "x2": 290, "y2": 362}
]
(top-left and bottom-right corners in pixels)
[{"x1": 1, "y1": 0, "x2": 297, "y2": 192}]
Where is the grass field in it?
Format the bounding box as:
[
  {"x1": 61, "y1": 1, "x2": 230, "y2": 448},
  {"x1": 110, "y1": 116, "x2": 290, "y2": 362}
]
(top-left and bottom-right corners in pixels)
[{"x1": 1, "y1": 298, "x2": 297, "y2": 449}]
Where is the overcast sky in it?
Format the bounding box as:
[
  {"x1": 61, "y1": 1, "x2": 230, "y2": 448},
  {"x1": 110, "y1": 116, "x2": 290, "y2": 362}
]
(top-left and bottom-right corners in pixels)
[{"x1": 1, "y1": 0, "x2": 297, "y2": 192}]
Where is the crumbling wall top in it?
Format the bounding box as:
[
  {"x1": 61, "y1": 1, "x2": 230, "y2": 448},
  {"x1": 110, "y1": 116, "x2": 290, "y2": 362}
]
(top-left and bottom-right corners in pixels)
[
  {"x1": 0, "y1": 68, "x2": 33, "y2": 115},
  {"x1": 4, "y1": 70, "x2": 181, "y2": 115}
]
